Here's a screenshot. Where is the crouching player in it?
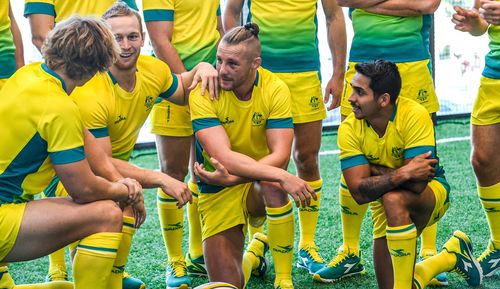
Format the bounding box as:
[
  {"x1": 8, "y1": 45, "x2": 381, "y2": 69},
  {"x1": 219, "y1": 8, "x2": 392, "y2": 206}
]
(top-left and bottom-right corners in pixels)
[
  {"x1": 191, "y1": 23, "x2": 315, "y2": 289},
  {"x1": 335, "y1": 60, "x2": 482, "y2": 289},
  {"x1": 0, "y1": 16, "x2": 145, "y2": 289}
]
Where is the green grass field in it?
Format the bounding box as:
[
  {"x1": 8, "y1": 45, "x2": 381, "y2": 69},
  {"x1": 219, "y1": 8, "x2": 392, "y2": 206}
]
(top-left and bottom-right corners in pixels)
[{"x1": 9, "y1": 117, "x2": 500, "y2": 288}]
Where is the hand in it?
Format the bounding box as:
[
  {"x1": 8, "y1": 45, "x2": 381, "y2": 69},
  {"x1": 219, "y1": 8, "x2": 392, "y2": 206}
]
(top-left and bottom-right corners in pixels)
[
  {"x1": 117, "y1": 178, "x2": 146, "y2": 227},
  {"x1": 131, "y1": 195, "x2": 146, "y2": 228},
  {"x1": 188, "y1": 62, "x2": 219, "y2": 100},
  {"x1": 193, "y1": 158, "x2": 243, "y2": 187},
  {"x1": 452, "y1": 6, "x2": 483, "y2": 32},
  {"x1": 117, "y1": 178, "x2": 142, "y2": 205},
  {"x1": 278, "y1": 173, "x2": 317, "y2": 208},
  {"x1": 480, "y1": 0, "x2": 500, "y2": 25},
  {"x1": 160, "y1": 175, "x2": 192, "y2": 208},
  {"x1": 400, "y1": 151, "x2": 438, "y2": 182},
  {"x1": 324, "y1": 74, "x2": 344, "y2": 111}
]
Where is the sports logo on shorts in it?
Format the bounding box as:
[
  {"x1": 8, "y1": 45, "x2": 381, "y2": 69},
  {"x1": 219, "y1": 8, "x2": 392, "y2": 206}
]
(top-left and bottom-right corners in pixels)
[
  {"x1": 144, "y1": 96, "x2": 154, "y2": 110},
  {"x1": 417, "y1": 89, "x2": 429, "y2": 103},
  {"x1": 252, "y1": 112, "x2": 264, "y2": 126},
  {"x1": 391, "y1": 147, "x2": 403, "y2": 160},
  {"x1": 309, "y1": 96, "x2": 320, "y2": 110}
]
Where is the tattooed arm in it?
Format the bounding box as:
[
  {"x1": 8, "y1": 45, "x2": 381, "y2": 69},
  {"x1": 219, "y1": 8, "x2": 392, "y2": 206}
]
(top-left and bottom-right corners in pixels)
[{"x1": 344, "y1": 151, "x2": 437, "y2": 204}]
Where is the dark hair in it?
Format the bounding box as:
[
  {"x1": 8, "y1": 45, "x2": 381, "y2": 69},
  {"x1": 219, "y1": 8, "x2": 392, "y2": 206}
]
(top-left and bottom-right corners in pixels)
[
  {"x1": 42, "y1": 16, "x2": 119, "y2": 81},
  {"x1": 354, "y1": 60, "x2": 401, "y2": 104},
  {"x1": 102, "y1": 1, "x2": 143, "y2": 34}
]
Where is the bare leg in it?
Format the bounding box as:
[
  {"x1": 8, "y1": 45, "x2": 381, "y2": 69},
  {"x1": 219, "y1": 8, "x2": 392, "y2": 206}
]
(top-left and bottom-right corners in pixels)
[
  {"x1": 3, "y1": 198, "x2": 122, "y2": 262},
  {"x1": 203, "y1": 225, "x2": 245, "y2": 288}
]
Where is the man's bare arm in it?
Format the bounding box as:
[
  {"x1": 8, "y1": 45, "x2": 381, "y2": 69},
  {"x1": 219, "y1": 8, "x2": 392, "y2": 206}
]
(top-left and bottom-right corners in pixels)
[
  {"x1": 322, "y1": 0, "x2": 347, "y2": 110},
  {"x1": 9, "y1": 3, "x2": 24, "y2": 68},
  {"x1": 223, "y1": 0, "x2": 245, "y2": 31},
  {"x1": 146, "y1": 20, "x2": 186, "y2": 74},
  {"x1": 27, "y1": 13, "x2": 54, "y2": 51}
]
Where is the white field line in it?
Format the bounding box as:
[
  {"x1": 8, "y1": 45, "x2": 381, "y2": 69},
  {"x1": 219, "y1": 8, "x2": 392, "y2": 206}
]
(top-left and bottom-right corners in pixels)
[{"x1": 319, "y1": 136, "x2": 471, "y2": 156}]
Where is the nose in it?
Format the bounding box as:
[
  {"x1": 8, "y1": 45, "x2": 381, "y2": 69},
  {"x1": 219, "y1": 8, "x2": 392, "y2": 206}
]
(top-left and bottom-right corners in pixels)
[
  {"x1": 120, "y1": 38, "x2": 131, "y2": 50},
  {"x1": 218, "y1": 63, "x2": 228, "y2": 75},
  {"x1": 347, "y1": 92, "x2": 356, "y2": 104}
]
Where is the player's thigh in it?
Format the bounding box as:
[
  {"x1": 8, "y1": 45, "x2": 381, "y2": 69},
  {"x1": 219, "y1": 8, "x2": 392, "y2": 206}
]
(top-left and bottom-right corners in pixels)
[{"x1": 3, "y1": 197, "x2": 122, "y2": 262}]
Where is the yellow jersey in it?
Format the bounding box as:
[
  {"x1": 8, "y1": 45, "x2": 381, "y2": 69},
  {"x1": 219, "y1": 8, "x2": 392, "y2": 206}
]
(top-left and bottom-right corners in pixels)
[
  {"x1": 0, "y1": 63, "x2": 85, "y2": 204},
  {"x1": 0, "y1": 0, "x2": 15, "y2": 79},
  {"x1": 24, "y1": 0, "x2": 138, "y2": 22},
  {"x1": 71, "y1": 55, "x2": 178, "y2": 161},
  {"x1": 190, "y1": 67, "x2": 293, "y2": 193},
  {"x1": 142, "y1": 0, "x2": 220, "y2": 70}
]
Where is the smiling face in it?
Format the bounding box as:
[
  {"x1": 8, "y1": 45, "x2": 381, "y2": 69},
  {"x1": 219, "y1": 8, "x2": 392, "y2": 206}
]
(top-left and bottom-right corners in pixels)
[
  {"x1": 348, "y1": 72, "x2": 381, "y2": 120},
  {"x1": 106, "y1": 15, "x2": 144, "y2": 71}
]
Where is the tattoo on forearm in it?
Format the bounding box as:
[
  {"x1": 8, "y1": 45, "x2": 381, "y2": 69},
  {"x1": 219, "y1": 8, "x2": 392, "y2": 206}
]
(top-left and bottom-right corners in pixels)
[{"x1": 358, "y1": 173, "x2": 397, "y2": 201}]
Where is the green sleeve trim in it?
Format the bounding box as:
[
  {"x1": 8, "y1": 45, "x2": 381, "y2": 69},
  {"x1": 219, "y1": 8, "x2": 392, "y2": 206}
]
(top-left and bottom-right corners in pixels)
[
  {"x1": 24, "y1": 2, "x2": 55, "y2": 17},
  {"x1": 143, "y1": 9, "x2": 174, "y2": 22},
  {"x1": 266, "y1": 118, "x2": 293, "y2": 129},
  {"x1": 122, "y1": 0, "x2": 138, "y2": 11},
  {"x1": 50, "y1": 146, "x2": 85, "y2": 165},
  {"x1": 340, "y1": 154, "x2": 368, "y2": 171},
  {"x1": 159, "y1": 73, "x2": 178, "y2": 100},
  {"x1": 216, "y1": 5, "x2": 221, "y2": 16},
  {"x1": 404, "y1": 146, "x2": 435, "y2": 159},
  {"x1": 89, "y1": 127, "x2": 109, "y2": 138},
  {"x1": 192, "y1": 118, "x2": 221, "y2": 133}
]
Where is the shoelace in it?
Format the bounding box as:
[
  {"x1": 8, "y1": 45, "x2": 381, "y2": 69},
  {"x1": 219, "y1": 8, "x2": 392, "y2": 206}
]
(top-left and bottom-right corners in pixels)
[
  {"x1": 478, "y1": 245, "x2": 495, "y2": 262},
  {"x1": 48, "y1": 266, "x2": 68, "y2": 280},
  {"x1": 326, "y1": 251, "x2": 350, "y2": 267},
  {"x1": 169, "y1": 260, "x2": 187, "y2": 277},
  {"x1": 302, "y1": 245, "x2": 324, "y2": 263}
]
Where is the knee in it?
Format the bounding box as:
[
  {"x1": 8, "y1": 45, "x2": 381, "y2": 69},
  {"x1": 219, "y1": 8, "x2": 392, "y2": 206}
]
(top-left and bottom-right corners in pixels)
[
  {"x1": 382, "y1": 192, "x2": 410, "y2": 225},
  {"x1": 471, "y1": 149, "x2": 492, "y2": 174},
  {"x1": 292, "y1": 148, "x2": 318, "y2": 171},
  {"x1": 160, "y1": 162, "x2": 188, "y2": 182},
  {"x1": 92, "y1": 200, "x2": 123, "y2": 232},
  {"x1": 260, "y1": 182, "x2": 288, "y2": 207}
]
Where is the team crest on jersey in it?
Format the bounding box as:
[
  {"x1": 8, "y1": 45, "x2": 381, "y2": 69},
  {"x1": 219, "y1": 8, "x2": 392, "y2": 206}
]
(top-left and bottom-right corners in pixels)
[
  {"x1": 221, "y1": 117, "x2": 235, "y2": 125},
  {"x1": 252, "y1": 112, "x2": 264, "y2": 126},
  {"x1": 391, "y1": 147, "x2": 403, "y2": 160},
  {"x1": 417, "y1": 89, "x2": 428, "y2": 103},
  {"x1": 309, "y1": 96, "x2": 320, "y2": 110},
  {"x1": 144, "y1": 96, "x2": 154, "y2": 110}
]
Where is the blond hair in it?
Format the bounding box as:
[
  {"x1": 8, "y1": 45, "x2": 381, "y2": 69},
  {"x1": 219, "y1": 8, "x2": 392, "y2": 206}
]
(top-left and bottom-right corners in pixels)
[
  {"x1": 42, "y1": 16, "x2": 120, "y2": 80},
  {"x1": 102, "y1": 1, "x2": 143, "y2": 34}
]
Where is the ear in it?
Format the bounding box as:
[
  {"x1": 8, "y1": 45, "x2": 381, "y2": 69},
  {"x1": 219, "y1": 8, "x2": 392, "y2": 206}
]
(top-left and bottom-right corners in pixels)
[
  {"x1": 252, "y1": 56, "x2": 262, "y2": 70},
  {"x1": 378, "y1": 93, "x2": 391, "y2": 107},
  {"x1": 140, "y1": 32, "x2": 146, "y2": 47}
]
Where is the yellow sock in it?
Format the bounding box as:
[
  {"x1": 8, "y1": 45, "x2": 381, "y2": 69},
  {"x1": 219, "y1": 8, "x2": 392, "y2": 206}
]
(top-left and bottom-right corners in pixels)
[
  {"x1": 266, "y1": 201, "x2": 294, "y2": 281},
  {"x1": 107, "y1": 216, "x2": 135, "y2": 289},
  {"x1": 420, "y1": 223, "x2": 438, "y2": 257},
  {"x1": 298, "y1": 180, "x2": 321, "y2": 248},
  {"x1": 0, "y1": 266, "x2": 15, "y2": 289},
  {"x1": 15, "y1": 282, "x2": 74, "y2": 289},
  {"x1": 47, "y1": 248, "x2": 67, "y2": 278},
  {"x1": 339, "y1": 184, "x2": 368, "y2": 255},
  {"x1": 479, "y1": 182, "x2": 500, "y2": 247},
  {"x1": 157, "y1": 188, "x2": 184, "y2": 260},
  {"x1": 187, "y1": 181, "x2": 203, "y2": 259},
  {"x1": 414, "y1": 249, "x2": 456, "y2": 288},
  {"x1": 386, "y1": 224, "x2": 417, "y2": 289},
  {"x1": 73, "y1": 232, "x2": 122, "y2": 289}
]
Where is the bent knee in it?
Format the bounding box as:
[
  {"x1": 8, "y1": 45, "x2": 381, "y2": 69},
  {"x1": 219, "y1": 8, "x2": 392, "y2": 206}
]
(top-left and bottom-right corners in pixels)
[
  {"x1": 92, "y1": 200, "x2": 123, "y2": 232},
  {"x1": 259, "y1": 181, "x2": 288, "y2": 207}
]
